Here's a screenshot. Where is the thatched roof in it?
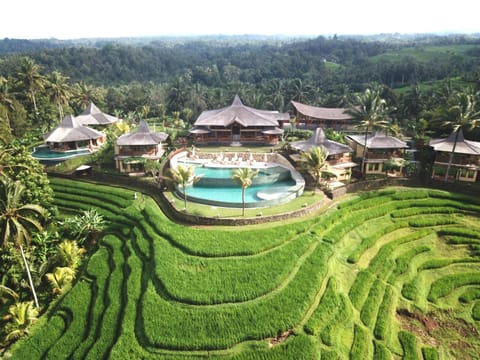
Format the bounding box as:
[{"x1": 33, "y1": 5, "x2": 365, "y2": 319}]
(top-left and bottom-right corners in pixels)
[
  {"x1": 291, "y1": 101, "x2": 353, "y2": 121},
  {"x1": 347, "y1": 132, "x2": 408, "y2": 149},
  {"x1": 429, "y1": 129, "x2": 480, "y2": 155},
  {"x1": 194, "y1": 95, "x2": 289, "y2": 128},
  {"x1": 76, "y1": 102, "x2": 119, "y2": 126},
  {"x1": 44, "y1": 115, "x2": 105, "y2": 143},
  {"x1": 116, "y1": 120, "x2": 168, "y2": 146},
  {"x1": 292, "y1": 128, "x2": 352, "y2": 155}
]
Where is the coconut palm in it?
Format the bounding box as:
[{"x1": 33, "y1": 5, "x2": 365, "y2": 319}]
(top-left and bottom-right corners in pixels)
[
  {"x1": 73, "y1": 81, "x2": 100, "y2": 111},
  {"x1": 47, "y1": 71, "x2": 72, "y2": 123},
  {"x1": 347, "y1": 88, "x2": 390, "y2": 176},
  {"x1": 0, "y1": 76, "x2": 16, "y2": 130},
  {"x1": 232, "y1": 167, "x2": 259, "y2": 216},
  {"x1": 168, "y1": 165, "x2": 199, "y2": 211},
  {"x1": 15, "y1": 58, "x2": 46, "y2": 117},
  {"x1": 301, "y1": 145, "x2": 329, "y2": 193},
  {"x1": 434, "y1": 91, "x2": 480, "y2": 181},
  {"x1": 0, "y1": 176, "x2": 46, "y2": 309}
]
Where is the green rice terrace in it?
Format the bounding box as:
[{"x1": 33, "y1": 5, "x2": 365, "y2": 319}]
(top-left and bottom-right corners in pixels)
[{"x1": 9, "y1": 178, "x2": 480, "y2": 359}]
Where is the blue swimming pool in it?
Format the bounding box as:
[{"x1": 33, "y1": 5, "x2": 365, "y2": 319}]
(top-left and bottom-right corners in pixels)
[
  {"x1": 31, "y1": 145, "x2": 91, "y2": 162},
  {"x1": 177, "y1": 165, "x2": 303, "y2": 208}
]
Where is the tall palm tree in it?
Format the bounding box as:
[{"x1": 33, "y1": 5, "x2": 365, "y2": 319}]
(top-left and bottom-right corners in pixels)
[
  {"x1": 47, "y1": 71, "x2": 72, "y2": 123},
  {"x1": 232, "y1": 168, "x2": 259, "y2": 216},
  {"x1": 301, "y1": 146, "x2": 329, "y2": 193},
  {"x1": 434, "y1": 91, "x2": 480, "y2": 181},
  {"x1": 15, "y1": 58, "x2": 46, "y2": 117},
  {"x1": 0, "y1": 76, "x2": 16, "y2": 130},
  {"x1": 346, "y1": 88, "x2": 389, "y2": 176},
  {"x1": 0, "y1": 177, "x2": 46, "y2": 309},
  {"x1": 168, "y1": 165, "x2": 199, "y2": 211},
  {"x1": 73, "y1": 81, "x2": 100, "y2": 111}
]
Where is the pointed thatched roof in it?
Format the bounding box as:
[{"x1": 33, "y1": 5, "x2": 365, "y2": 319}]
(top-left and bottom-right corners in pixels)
[
  {"x1": 194, "y1": 95, "x2": 289, "y2": 128},
  {"x1": 346, "y1": 132, "x2": 408, "y2": 149},
  {"x1": 44, "y1": 115, "x2": 105, "y2": 143},
  {"x1": 116, "y1": 120, "x2": 168, "y2": 146},
  {"x1": 76, "y1": 102, "x2": 119, "y2": 126},
  {"x1": 429, "y1": 129, "x2": 480, "y2": 155},
  {"x1": 291, "y1": 101, "x2": 353, "y2": 121},
  {"x1": 292, "y1": 128, "x2": 352, "y2": 155}
]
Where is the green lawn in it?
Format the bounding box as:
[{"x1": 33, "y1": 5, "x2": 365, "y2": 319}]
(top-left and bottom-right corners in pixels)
[{"x1": 8, "y1": 181, "x2": 480, "y2": 359}]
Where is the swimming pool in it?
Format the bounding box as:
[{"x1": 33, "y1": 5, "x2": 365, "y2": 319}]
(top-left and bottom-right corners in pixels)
[
  {"x1": 31, "y1": 145, "x2": 91, "y2": 163},
  {"x1": 172, "y1": 153, "x2": 305, "y2": 208}
]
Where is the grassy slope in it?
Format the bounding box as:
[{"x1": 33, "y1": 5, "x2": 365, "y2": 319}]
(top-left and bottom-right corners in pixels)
[{"x1": 7, "y1": 180, "x2": 480, "y2": 359}]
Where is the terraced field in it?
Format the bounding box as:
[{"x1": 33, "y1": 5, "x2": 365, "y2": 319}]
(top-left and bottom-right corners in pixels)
[{"x1": 11, "y1": 179, "x2": 480, "y2": 359}]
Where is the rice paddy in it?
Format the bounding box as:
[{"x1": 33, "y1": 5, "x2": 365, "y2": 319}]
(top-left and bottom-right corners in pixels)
[{"x1": 9, "y1": 179, "x2": 480, "y2": 359}]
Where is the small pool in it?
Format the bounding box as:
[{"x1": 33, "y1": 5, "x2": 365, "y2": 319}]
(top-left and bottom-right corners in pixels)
[
  {"x1": 174, "y1": 162, "x2": 304, "y2": 208},
  {"x1": 31, "y1": 145, "x2": 91, "y2": 163}
]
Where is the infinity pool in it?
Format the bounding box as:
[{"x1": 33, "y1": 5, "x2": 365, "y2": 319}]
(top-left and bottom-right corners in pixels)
[
  {"x1": 31, "y1": 145, "x2": 91, "y2": 162},
  {"x1": 178, "y1": 164, "x2": 304, "y2": 208}
]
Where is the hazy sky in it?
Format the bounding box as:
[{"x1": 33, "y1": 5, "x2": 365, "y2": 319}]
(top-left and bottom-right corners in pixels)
[{"x1": 1, "y1": 0, "x2": 478, "y2": 39}]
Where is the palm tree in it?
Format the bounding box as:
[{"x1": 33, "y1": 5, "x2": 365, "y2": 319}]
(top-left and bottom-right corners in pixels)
[
  {"x1": 0, "y1": 76, "x2": 16, "y2": 130},
  {"x1": 168, "y1": 165, "x2": 199, "y2": 211},
  {"x1": 45, "y1": 266, "x2": 76, "y2": 295},
  {"x1": 15, "y1": 58, "x2": 46, "y2": 117},
  {"x1": 346, "y1": 88, "x2": 389, "y2": 176},
  {"x1": 232, "y1": 168, "x2": 259, "y2": 216},
  {"x1": 47, "y1": 71, "x2": 72, "y2": 123},
  {"x1": 3, "y1": 301, "x2": 39, "y2": 342},
  {"x1": 55, "y1": 240, "x2": 86, "y2": 269},
  {"x1": 0, "y1": 176, "x2": 46, "y2": 309},
  {"x1": 0, "y1": 284, "x2": 19, "y2": 305},
  {"x1": 434, "y1": 91, "x2": 480, "y2": 181},
  {"x1": 73, "y1": 81, "x2": 100, "y2": 111},
  {"x1": 66, "y1": 209, "x2": 106, "y2": 245},
  {"x1": 301, "y1": 146, "x2": 329, "y2": 193}
]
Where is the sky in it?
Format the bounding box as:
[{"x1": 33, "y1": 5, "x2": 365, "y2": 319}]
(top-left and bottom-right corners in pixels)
[{"x1": 1, "y1": 0, "x2": 479, "y2": 40}]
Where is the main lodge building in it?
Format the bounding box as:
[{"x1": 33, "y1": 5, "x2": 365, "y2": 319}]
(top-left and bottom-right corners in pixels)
[{"x1": 189, "y1": 95, "x2": 288, "y2": 146}]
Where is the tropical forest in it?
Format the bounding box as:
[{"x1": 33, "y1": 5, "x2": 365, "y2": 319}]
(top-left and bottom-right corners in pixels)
[{"x1": 1, "y1": 34, "x2": 480, "y2": 359}]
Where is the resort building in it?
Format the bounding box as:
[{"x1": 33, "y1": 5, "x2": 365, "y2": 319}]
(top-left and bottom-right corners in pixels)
[
  {"x1": 287, "y1": 101, "x2": 355, "y2": 131},
  {"x1": 115, "y1": 120, "x2": 168, "y2": 174},
  {"x1": 75, "y1": 102, "x2": 119, "y2": 127},
  {"x1": 429, "y1": 129, "x2": 480, "y2": 182},
  {"x1": 43, "y1": 114, "x2": 106, "y2": 152},
  {"x1": 189, "y1": 95, "x2": 288, "y2": 146},
  {"x1": 291, "y1": 128, "x2": 357, "y2": 182},
  {"x1": 345, "y1": 132, "x2": 409, "y2": 176}
]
